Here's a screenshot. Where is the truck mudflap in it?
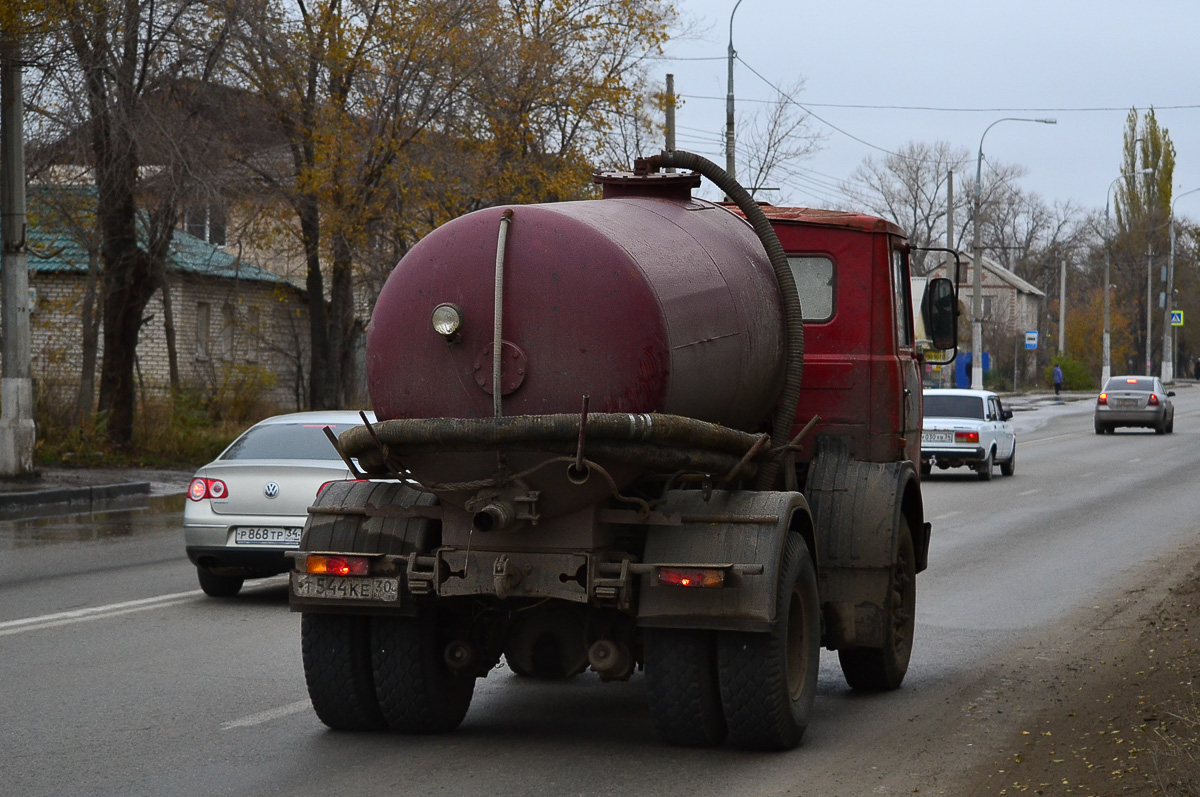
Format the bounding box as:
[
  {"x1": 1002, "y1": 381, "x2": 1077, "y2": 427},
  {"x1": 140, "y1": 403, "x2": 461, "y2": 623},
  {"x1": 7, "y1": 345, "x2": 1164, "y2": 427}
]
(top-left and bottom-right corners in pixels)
[
  {"x1": 635, "y1": 489, "x2": 813, "y2": 634},
  {"x1": 805, "y1": 435, "x2": 924, "y2": 649}
]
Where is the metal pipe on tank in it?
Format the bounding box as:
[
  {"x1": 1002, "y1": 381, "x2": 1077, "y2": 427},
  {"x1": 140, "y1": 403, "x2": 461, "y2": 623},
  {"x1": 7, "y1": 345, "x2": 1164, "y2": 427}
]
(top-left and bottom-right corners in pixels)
[{"x1": 493, "y1": 209, "x2": 514, "y2": 418}]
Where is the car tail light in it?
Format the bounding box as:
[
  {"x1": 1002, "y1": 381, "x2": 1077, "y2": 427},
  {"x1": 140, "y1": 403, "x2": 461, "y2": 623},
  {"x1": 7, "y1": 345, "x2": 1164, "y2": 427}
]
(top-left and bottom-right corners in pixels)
[
  {"x1": 656, "y1": 567, "x2": 726, "y2": 588},
  {"x1": 1148, "y1": 394, "x2": 1160, "y2": 405},
  {"x1": 306, "y1": 555, "x2": 370, "y2": 576},
  {"x1": 316, "y1": 479, "x2": 367, "y2": 497},
  {"x1": 954, "y1": 431, "x2": 979, "y2": 444},
  {"x1": 188, "y1": 477, "x2": 228, "y2": 501},
  {"x1": 1097, "y1": 392, "x2": 1108, "y2": 405}
]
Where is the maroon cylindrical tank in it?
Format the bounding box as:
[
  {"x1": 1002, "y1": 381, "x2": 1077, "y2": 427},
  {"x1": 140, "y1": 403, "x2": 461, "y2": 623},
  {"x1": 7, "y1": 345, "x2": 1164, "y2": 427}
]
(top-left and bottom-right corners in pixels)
[{"x1": 367, "y1": 173, "x2": 785, "y2": 429}]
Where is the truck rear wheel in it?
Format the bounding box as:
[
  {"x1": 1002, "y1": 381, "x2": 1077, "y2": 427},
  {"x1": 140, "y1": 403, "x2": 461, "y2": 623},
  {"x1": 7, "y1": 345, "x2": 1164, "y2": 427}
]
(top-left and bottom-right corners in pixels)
[
  {"x1": 837, "y1": 524, "x2": 916, "y2": 691},
  {"x1": 644, "y1": 629, "x2": 727, "y2": 747},
  {"x1": 371, "y1": 610, "x2": 474, "y2": 733},
  {"x1": 301, "y1": 613, "x2": 387, "y2": 730},
  {"x1": 716, "y1": 533, "x2": 819, "y2": 750}
]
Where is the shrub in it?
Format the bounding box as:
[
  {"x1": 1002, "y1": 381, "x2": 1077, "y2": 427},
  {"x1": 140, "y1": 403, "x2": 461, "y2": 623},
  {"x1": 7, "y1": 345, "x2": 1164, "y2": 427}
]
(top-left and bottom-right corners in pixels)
[{"x1": 1045, "y1": 356, "x2": 1095, "y2": 392}]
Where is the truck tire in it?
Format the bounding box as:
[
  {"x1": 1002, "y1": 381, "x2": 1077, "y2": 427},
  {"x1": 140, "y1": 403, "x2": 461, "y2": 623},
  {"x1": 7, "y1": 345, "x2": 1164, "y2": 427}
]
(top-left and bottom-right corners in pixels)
[
  {"x1": 301, "y1": 613, "x2": 387, "y2": 730},
  {"x1": 975, "y1": 448, "x2": 993, "y2": 481},
  {"x1": 716, "y1": 533, "x2": 819, "y2": 750},
  {"x1": 371, "y1": 610, "x2": 474, "y2": 733},
  {"x1": 644, "y1": 629, "x2": 727, "y2": 747},
  {"x1": 196, "y1": 567, "x2": 243, "y2": 598},
  {"x1": 837, "y1": 524, "x2": 916, "y2": 691}
]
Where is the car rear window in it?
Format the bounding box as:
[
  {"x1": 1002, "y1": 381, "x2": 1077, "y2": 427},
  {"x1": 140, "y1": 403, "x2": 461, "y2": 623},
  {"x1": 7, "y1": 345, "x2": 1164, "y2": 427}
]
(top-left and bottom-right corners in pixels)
[
  {"x1": 1104, "y1": 377, "x2": 1155, "y2": 392},
  {"x1": 220, "y1": 423, "x2": 348, "y2": 461},
  {"x1": 924, "y1": 395, "x2": 985, "y2": 420}
]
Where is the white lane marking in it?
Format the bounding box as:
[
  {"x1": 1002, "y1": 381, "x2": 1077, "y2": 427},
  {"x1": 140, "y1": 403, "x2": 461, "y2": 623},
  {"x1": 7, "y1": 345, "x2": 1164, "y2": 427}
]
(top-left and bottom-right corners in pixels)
[
  {"x1": 1021, "y1": 434, "x2": 1073, "y2": 446},
  {"x1": 930, "y1": 511, "x2": 961, "y2": 522},
  {"x1": 0, "y1": 590, "x2": 203, "y2": 637},
  {"x1": 223, "y1": 700, "x2": 312, "y2": 730},
  {"x1": 1019, "y1": 489, "x2": 1041, "y2": 496}
]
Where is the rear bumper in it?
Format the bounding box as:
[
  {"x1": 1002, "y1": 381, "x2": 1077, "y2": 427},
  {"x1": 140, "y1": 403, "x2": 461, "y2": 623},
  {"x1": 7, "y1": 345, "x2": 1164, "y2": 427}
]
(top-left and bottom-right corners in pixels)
[
  {"x1": 921, "y1": 446, "x2": 986, "y2": 467},
  {"x1": 186, "y1": 545, "x2": 292, "y2": 577},
  {"x1": 1095, "y1": 407, "x2": 1165, "y2": 426}
]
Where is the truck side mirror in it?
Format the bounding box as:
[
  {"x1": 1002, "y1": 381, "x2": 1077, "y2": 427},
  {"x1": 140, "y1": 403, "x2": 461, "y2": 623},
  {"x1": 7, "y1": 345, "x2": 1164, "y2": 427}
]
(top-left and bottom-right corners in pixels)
[{"x1": 922, "y1": 277, "x2": 957, "y2": 351}]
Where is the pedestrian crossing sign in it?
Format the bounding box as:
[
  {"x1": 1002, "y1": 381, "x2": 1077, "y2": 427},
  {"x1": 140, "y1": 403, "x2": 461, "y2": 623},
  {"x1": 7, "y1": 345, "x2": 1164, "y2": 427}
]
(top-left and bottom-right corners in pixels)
[{"x1": 1171, "y1": 310, "x2": 1184, "y2": 326}]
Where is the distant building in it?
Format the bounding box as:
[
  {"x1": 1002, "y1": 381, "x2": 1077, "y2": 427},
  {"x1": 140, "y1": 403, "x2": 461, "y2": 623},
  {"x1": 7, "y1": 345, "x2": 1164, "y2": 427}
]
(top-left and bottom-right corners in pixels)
[{"x1": 3, "y1": 202, "x2": 311, "y2": 415}]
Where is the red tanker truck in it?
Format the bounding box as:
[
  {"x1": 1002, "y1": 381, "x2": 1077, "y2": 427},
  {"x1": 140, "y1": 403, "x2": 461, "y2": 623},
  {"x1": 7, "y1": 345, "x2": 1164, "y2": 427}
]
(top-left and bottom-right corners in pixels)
[{"x1": 288, "y1": 150, "x2": 958, "y2": 750}]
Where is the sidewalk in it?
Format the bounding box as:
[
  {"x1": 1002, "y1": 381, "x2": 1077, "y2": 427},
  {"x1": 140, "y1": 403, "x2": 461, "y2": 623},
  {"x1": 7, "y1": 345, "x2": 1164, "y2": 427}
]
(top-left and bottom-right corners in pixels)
[{"x1": 0, "y1": 466, "x2": 192, "y2": 518}]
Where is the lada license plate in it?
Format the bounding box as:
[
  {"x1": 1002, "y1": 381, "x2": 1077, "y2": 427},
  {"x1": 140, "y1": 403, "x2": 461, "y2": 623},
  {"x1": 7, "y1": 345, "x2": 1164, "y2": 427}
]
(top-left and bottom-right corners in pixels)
[
  {"x1": 291, "y1": 573, "x2": 399, "y2": 602},
  {"x1": 922, "y1": 431, "x2": 954, "y2": 444},
  {"x1": 235, "y1": 527, "x2": 302, "y2": 546}
]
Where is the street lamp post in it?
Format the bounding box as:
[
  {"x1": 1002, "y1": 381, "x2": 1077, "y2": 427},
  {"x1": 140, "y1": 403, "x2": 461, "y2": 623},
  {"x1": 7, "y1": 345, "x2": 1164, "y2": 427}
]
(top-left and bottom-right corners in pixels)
[
  {"x1": 970, "y1": 117, "x2": 1056, "y2": 390},
  {"x1": 725, "y1": 0, "x2": 744, "y2": 183},
  {"x1": 1164, "y1": 186, "x2": 1200, "y2": 382}
]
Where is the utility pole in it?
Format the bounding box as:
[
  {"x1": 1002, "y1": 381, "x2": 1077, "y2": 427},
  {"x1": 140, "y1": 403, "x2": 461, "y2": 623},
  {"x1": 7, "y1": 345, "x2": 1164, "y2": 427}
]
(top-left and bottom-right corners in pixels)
[
  {"x1": 1146, "y1": 243, "x2": 1153, "y2": 376},
  {"x1": 725, "y1": 0, "x2": 743, "y2": 184},
  {"x1": 0, "y1": 29, "x2": 35, "y2": 477},
  {"x1": 1057, "y1": 256, "x2": 1066, "y2": 356},
  {"x1": 664, "y1": 73, "x2": 676, "y2": 172}
]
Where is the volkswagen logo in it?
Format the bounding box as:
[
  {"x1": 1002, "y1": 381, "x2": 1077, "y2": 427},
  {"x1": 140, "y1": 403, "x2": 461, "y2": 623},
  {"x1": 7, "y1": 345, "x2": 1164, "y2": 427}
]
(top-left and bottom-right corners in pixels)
[{"x1": 264, "y1": 482, "x2": 280, "y2": 499}]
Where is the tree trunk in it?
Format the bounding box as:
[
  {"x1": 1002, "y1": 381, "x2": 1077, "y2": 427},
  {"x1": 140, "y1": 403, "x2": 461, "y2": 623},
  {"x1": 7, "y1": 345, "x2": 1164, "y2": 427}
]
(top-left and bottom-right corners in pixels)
[
  {"x1": 161, "y1": 272, "x2": 181, "y2": 395},
  {"x1": 299, "y1": 192, "x2": 331, "y2": 410},
  {"x1": 75, "y1": 247, "x2": 101, "y2": 425}
]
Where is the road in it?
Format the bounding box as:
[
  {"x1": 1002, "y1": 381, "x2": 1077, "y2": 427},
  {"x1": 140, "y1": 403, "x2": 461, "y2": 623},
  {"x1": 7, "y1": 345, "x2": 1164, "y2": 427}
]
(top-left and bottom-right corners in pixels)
[{"x1": 3, "y1": 388, "x2": 1199, "y2": 796}]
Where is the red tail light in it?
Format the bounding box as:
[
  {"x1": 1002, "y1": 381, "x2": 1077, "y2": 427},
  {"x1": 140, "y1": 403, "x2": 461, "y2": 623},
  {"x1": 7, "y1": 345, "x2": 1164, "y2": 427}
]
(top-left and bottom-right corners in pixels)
[
  {"x1": 306, "y1": 555, "x2": 370, "y2": 576},
  {"x1": 656, "y1": 567, "x2": 726, "y2": 588},
  {"x1": 1097, "y1": 392, "x2": 1108, "y2": 405},
  {"x1": 317, "y1": 479, "x2": 367, "y2": 497},
  {"x1": 954, "y1": 431, "x2": 979, "y2": 444},
  {"x1": 1148, "y1": 394, "x2": 1160, "y2": 405},
  {"x1": 188, "y1": 477, "x2": 228, "y2": 501}
]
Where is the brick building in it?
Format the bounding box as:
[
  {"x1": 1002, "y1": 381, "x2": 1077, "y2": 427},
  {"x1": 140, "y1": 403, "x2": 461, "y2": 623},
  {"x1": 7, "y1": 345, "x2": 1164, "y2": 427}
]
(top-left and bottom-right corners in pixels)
[{"x1": 9, "y1": 215, "x2": 311, "y2": 416}]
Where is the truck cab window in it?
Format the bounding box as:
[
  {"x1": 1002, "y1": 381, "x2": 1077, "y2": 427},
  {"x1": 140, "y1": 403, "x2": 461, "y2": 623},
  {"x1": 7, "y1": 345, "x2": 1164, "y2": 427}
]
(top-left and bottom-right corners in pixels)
[
  {"x1": 892, "y1": 249, "x2": 913, "y2": 347},
  {"x1": 787, "y1": 256, "x2": 834, "y2": 322}
]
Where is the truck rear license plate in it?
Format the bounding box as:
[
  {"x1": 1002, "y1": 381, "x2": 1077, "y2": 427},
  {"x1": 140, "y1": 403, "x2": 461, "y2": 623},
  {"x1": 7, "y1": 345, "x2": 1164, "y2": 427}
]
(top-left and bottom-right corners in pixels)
[
  {"x1": 922, "y1": 431, "x2": 954, "y2": 444},
  {"x1": 235, "y1": 527, "x2": 302, "y2": 546},
  {"x1": 291, "y1": 573, "x2": 399, "y2": 602}
]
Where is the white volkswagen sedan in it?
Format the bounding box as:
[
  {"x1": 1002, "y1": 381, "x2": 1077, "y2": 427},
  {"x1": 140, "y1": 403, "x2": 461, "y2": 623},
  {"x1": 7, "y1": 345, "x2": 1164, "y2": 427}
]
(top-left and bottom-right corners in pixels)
[
  {"x1": 920, "y1": 389, "x2": 1016, "y2": 481},
  {"x1": 184, "y1": 411, "x2": 374, "y2": 597}
]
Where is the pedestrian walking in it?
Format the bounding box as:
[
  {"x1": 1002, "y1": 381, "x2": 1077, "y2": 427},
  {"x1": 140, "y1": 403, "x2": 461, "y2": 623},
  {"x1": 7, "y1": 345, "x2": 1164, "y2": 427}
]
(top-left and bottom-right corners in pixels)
[{"x1": 1053, "y1": 363, "x2": 1063, "y2": 397}]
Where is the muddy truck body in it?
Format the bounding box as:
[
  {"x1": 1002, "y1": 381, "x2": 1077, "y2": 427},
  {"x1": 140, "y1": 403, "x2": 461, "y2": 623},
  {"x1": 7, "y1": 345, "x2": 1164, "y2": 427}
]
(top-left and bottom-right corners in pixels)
[{"x1": 289, "y1": 152, "x2": 958, "y2": 750}]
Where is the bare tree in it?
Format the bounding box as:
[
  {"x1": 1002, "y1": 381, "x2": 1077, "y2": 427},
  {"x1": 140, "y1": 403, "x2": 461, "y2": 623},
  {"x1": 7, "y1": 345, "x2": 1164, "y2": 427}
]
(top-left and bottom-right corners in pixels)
[
  {"x1": 848, "y1": 141, "x2": 970, "y2": 274},
  {"x1": 737, "y1": 81, "x2": 823, "y2": 202},
  {"x1": 25, "y1": 0, "x2": 228, "y2": 445}
]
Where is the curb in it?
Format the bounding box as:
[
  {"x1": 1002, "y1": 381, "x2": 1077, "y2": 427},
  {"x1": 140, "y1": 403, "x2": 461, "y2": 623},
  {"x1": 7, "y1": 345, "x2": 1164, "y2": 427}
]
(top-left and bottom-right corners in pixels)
[{"x1": 0, "y1": 482, "x2": 152, "y2": 517}]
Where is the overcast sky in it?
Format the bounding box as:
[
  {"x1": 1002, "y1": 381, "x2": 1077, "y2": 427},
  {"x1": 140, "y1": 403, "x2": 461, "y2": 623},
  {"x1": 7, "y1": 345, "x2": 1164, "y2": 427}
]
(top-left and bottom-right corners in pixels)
[{"x1": 659, "y1": 0, "x2": 1200, "y2": 219}]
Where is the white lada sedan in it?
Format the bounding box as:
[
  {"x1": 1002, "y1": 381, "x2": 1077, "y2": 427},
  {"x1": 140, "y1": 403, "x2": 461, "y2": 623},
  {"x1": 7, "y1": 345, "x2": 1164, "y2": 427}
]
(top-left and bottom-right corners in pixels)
[
  {"x1": 920, "y1": 389, "x2": 1016, "y2": 481},
  {"x1": 184, "y1": 411, "x2": 374, "y2": 597}
]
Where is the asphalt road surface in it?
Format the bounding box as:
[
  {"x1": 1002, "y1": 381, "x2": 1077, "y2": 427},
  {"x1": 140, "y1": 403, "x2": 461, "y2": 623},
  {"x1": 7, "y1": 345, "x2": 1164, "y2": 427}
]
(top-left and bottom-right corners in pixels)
[{"x1": 3, "y1": 387, "x2": 1199, "y2": 796}]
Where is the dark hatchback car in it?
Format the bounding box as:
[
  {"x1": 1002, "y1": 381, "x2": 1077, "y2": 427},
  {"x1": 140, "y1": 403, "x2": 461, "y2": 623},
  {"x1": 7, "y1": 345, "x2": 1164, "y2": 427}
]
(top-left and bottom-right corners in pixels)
[{"x1": 1094, "y1": 376, "x2": 1174, "y2": 434}]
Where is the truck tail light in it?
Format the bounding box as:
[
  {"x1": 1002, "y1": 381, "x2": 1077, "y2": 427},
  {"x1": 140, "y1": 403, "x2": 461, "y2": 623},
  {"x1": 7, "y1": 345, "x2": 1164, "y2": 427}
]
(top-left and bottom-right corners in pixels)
[
  {"x1": 1097, "y1": 392, "x2": 1108, "y2": 405},
  {"x1": 954, "y1": 431, "x2": 979, "y2": 444},
  {"x1": 306, "y1": 555, "x2": 370, "y2": 576},
  {"x1": 188, "y1": 477, "x2": 228, "y2": 501},
  {"x1": 657, "y1": 567, "x2": 725, "y2": 588}
]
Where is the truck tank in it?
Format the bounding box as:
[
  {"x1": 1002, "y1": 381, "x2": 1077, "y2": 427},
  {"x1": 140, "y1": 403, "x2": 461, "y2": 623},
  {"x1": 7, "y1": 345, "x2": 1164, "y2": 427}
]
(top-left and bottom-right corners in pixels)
[{"x1": 362, "y1": 171, "x2": 786, "y2": 519}]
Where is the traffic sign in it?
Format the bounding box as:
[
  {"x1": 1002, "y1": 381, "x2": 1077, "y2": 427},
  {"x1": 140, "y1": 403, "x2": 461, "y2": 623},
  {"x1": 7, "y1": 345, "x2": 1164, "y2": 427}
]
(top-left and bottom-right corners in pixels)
[
  {"x1": 1024, "y1": 330, "x2": 1038, "y2": 350},
  {"x1": 1171, "y1": 310, "x2": 1184, "y2": 327}
]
